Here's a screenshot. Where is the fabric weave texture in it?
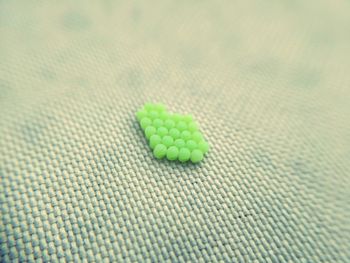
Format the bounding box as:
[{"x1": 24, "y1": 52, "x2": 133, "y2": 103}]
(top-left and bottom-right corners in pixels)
[{"x1": 1, "y1": 1, "x2": 350, "y2": 262}]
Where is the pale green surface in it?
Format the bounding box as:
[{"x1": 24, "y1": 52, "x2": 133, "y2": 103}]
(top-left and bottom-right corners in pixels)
[{"x1": 1, "y1": 0, "x2": 350, "y2": 262}]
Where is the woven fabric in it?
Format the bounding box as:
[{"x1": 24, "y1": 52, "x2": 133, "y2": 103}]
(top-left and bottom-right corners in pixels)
[{"x1": 1, "y1": 1, "x2": 350, "y2": 262}]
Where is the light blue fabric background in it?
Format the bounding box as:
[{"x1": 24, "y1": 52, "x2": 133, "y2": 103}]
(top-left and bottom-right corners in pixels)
[{"x1": 1, "y1": 1, "x2": 350, "y2": 262}]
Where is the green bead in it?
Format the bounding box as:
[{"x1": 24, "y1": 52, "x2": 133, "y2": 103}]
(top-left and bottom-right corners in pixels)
[
  {"x1": 137, "y1": 103, "x2": 209, "y2": 163},
  {"x1": 155, "y1": 103, "x2": 166, "y2": 112},
  {"x1": 191, "y1": 149, "x2": 203, "y2": 163},
  {"x1": 154, "y1": 144, "x2": 167, "y2": 159},
  {"x1": 140, "y1": 117, "x2": 152, "y2": 130},
  {"x1": 164, "y1": 119, "x2": 175, "y2": 129},
  {"x1": 174, "y1": 139, "x2": 185, "y2": 148},
  {"x1": 149, "y1": 111, "x2": 159, "y2": 119},
  {"x1": 153, "y1": 118, "x2": 163, "y2": 128},
  {"x1": 144, "y1": 103, "x2": 154, "y2": 111},
  {"x1": 186, "y1": 140, "x2": 197, "y2": 151},
  {"x1": 188, "y1": 122, "x2": 198, "y2": 132},
  {"x1": 150, "y1": 135, "x2": 162, "y2": 149},
  {"x1": 172, "y1": 114, "x2": 182, "y2": 122},
  {"x1": 166, "y1": 146, "x2": 179, "y2": 160},
  {"x1": 159, "y1": 112, "x2": 170, "y2": 120},
  {"x1": 145, "y1": 126, "x2": 156, "y2": 139},
  {"x1": 183, "y1": 115, "x2": 193, "y2": 123},
  {"x1": 162, "y1": 136, "x2": 174, "y2": 147},
  {"x1": 169, "y1": 128, "x2": 180, "y2": 139},
  {"x1": 178, "y1": 148, "x2": 191, "y2": 162},
  {"x1": 136, "y1": 110, "x2": 147, "y2": 121},
  {"x1": 176, "y1": 121, "x2": 187, "y2": 131},
  {"x1": 157, "y1": 127, "x2": 168, "y2": 137},
  {"x1": 181, "y1": 131, "x2": 191, "y2": 140},
  {"x1": 192, "y1": 131, "x2": 203, "y2": 142},
  {"x1": 198, "y1": 141, "x2": 209, "y2": 153}
]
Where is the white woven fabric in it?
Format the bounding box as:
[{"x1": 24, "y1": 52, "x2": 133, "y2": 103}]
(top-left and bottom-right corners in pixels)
[{"x1": 1, "y1": 1, "x2": 350, "y2": 262}]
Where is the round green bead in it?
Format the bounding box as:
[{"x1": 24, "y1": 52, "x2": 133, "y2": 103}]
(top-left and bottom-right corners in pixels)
[
  {"x1": 198, "y1": 141, "x2": 209, "y2": 153},
  {"x1": 144, "y1": 103, "x2": 155, "y2": 111},
  {"x1": 172, "y1": 114, "x2": 182, "y2": 122},
  {"x1": 149, "y1": 111, "x2": 159, "y2": 119},
  {"x1": 183, "y1": 115, "x2": 193, "y2": 123},
  {"x1": 154, "y1": 144, "x2": 167, "y2": 159},
  {"x1": 186, "y1": 140, "x2": 197, "y2": 151},
  {"x1": 176, "y1": 121, "x2": 187, "y2": 131},
  {"x1": 174, "y1": 139, "x2": 185, "y2": 148},
  {"x1": 181, "y1": 131, "x2": 191, "y2": 140},
  {"x1": 145, "y1": 126, "x2": 156, "y2": 139},
  {"x1": 157, "y1": 127, "x2": 168, "y2": 137},
  {"x1": 150, "y1": 134, "x2": 162, "y2": 149},
  {"x1": 140, "y1": 117, "x2": 152, "y2": 130},
  {"x1": 166, "y1": 146, "x2": 179, "y2": 161},
  {"x1": 191, "y1": 149, "x2": 203, "y2": 163},
  {"x1": 192, "y1": 131, "x2": 203, "y2": 142},
  {"x1": 178, "y1": 148, "x2": 191, "y2": 162},
  {"x1": 159, "y1": 112, "x2": 170, "y2": 120},
  {"x1": 155, "y1": 103, "x2": 166, "y2": 112},
  {"x1": 153, "y1": 118, "x2": 163, "y2": 128},
  {"x1": 164, "y1": 119, "x2": 175, "y2": 129},
  {"x1": 162, "y1": 136, "x2": 174, "y2": 147},
  {"x1": 136, "y1": 110, "x2": 147, "y2": 121},
  {"x1": 188, "y1": 122, "x2": 198, "y2": 132},
  {"x1": 137, "y1": 103, "x2": 207, "y2": 163},
  {"x1": 169, "y1": 128, "x2": 180, "y2": 139}
]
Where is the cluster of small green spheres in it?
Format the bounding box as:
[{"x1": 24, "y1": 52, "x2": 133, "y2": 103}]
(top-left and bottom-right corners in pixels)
[{"x1": 137, "y1": 103, "x2": 209, "y2": 163}]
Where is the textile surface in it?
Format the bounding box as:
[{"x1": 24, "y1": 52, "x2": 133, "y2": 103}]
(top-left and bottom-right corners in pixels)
[{"x1": 1, "y1": 1, "x2": 350, "y2": 262}]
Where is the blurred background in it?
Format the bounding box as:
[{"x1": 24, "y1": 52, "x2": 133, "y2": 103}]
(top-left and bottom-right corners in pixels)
[{"x1": 1, "y1": 1, "x2": 350, "y2": 262}]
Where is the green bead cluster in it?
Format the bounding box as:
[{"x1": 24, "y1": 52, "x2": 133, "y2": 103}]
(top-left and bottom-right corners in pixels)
[{"x1": 137, "y1": 103, "x2": 209, "y2": 163}]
